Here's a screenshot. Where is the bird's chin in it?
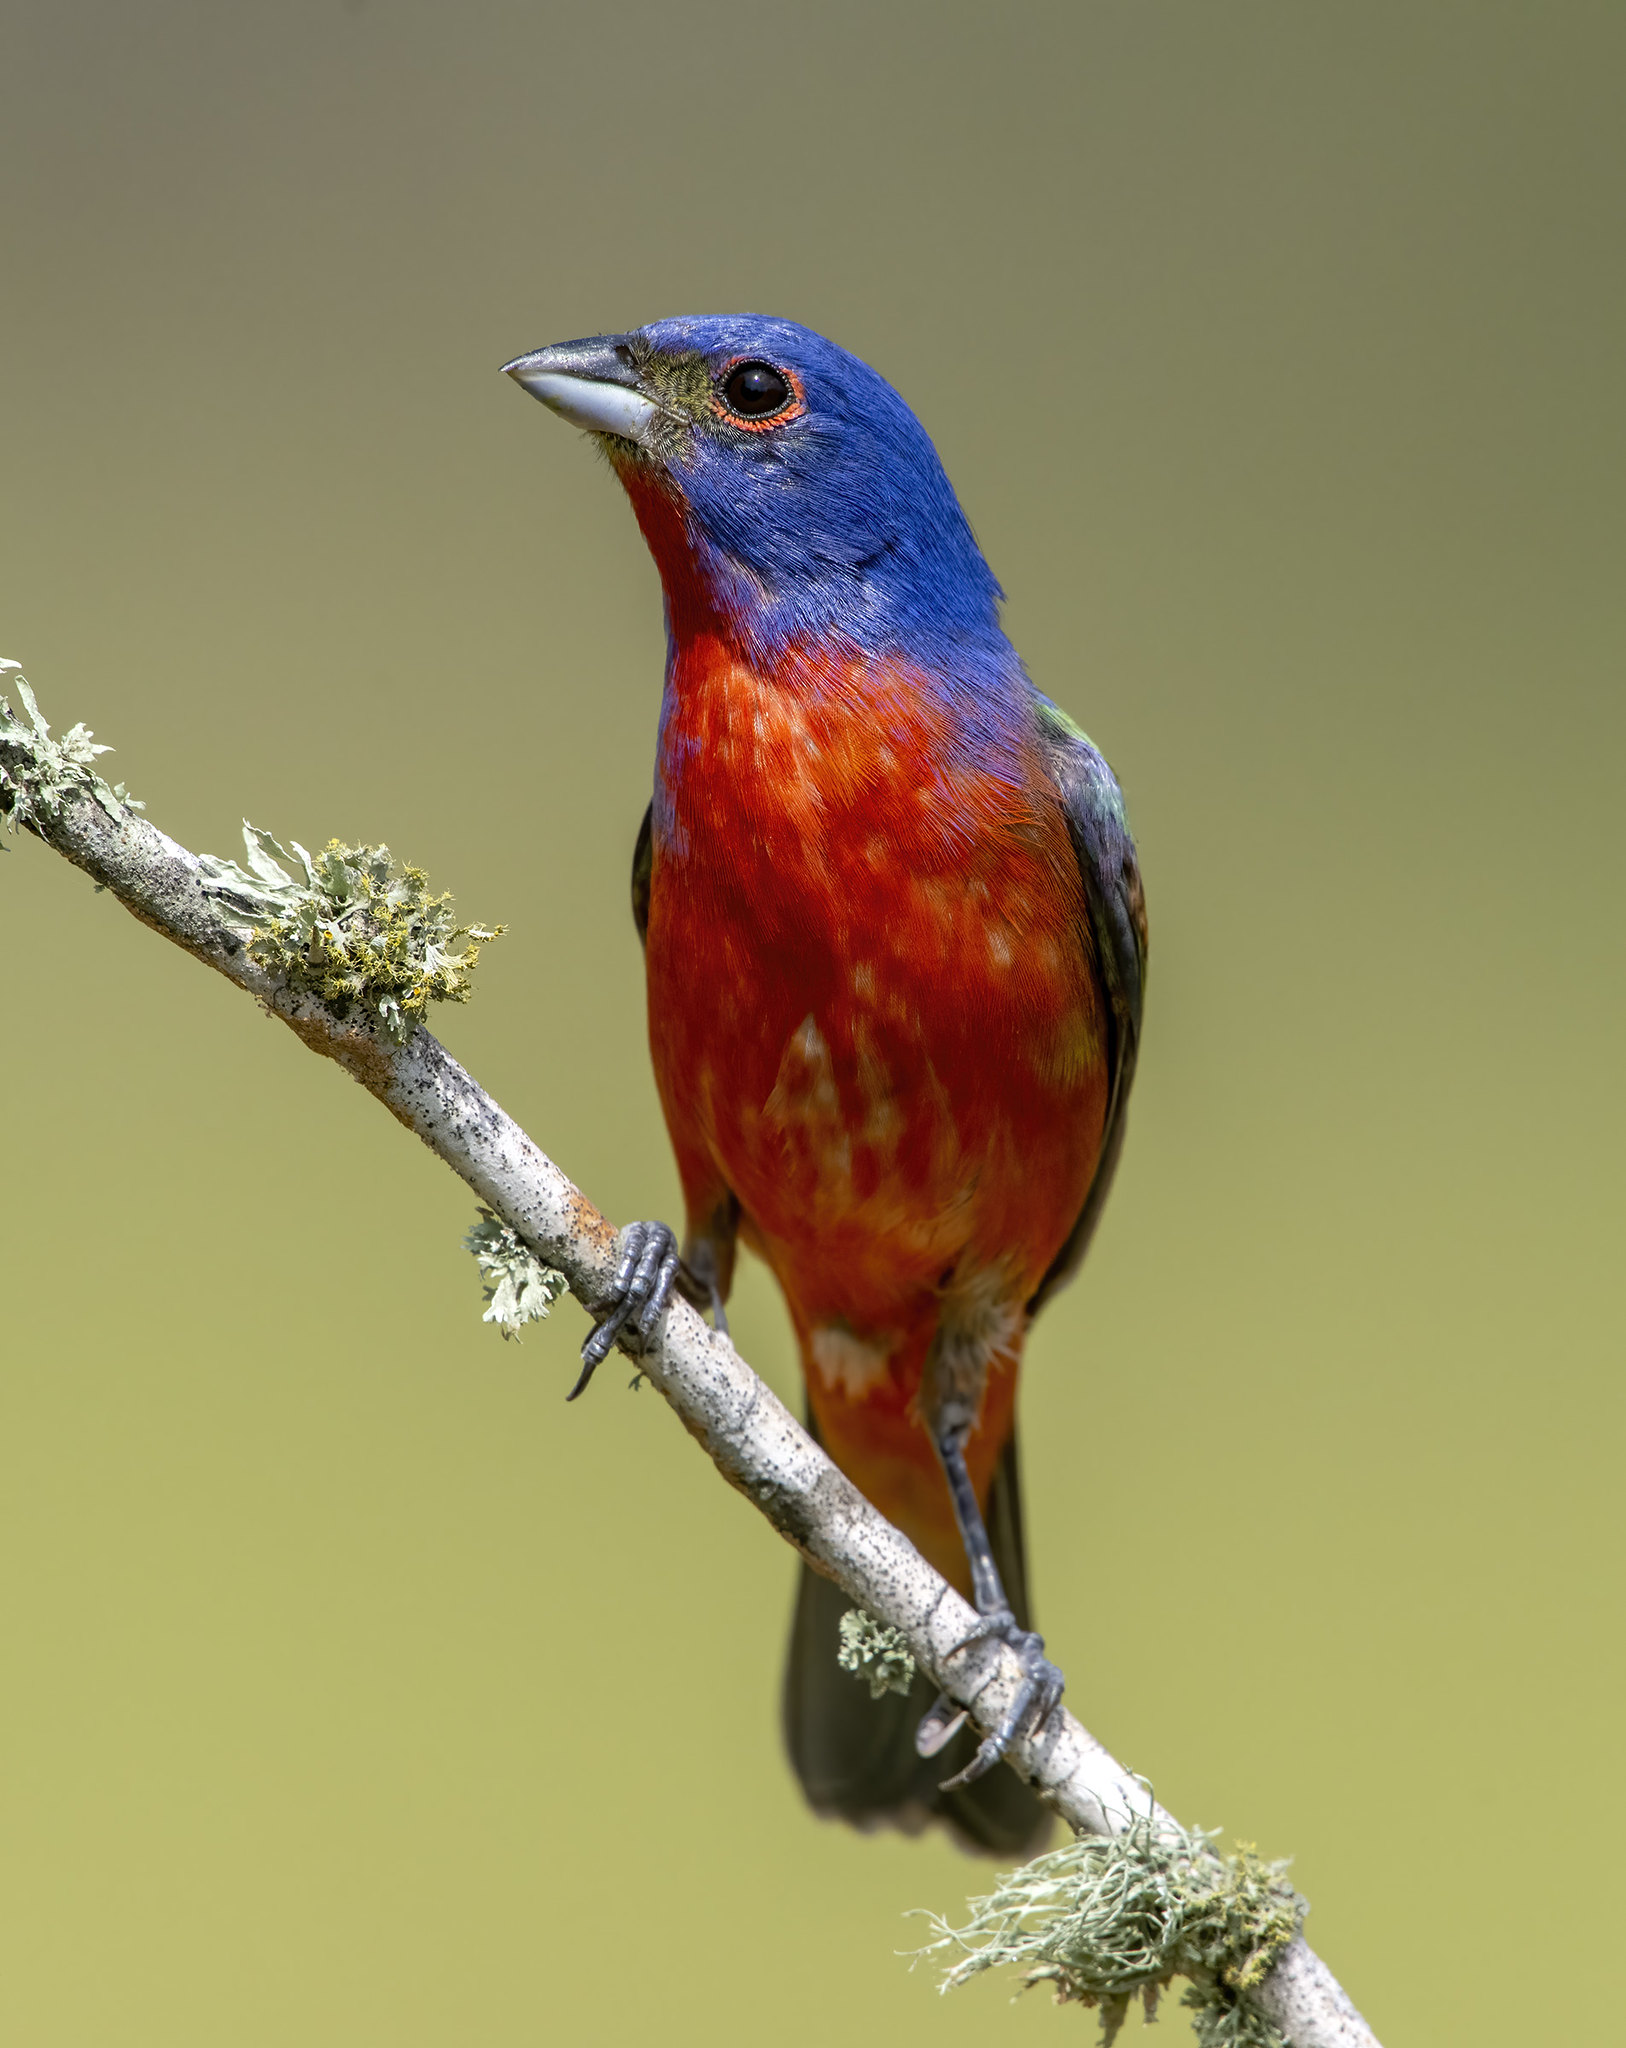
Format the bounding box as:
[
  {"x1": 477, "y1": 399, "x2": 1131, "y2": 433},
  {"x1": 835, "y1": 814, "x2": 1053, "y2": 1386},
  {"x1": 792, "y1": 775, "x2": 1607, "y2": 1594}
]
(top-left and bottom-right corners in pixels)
[{"x1": 599, "y1": 429, "x2": 664, "y2": 476}]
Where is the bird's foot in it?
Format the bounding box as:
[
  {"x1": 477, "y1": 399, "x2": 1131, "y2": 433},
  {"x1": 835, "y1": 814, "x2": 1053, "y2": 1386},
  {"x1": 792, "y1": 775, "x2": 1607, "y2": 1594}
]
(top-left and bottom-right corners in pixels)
[
  {"x1": 569, "y1": 1220, "x2": 681, "y2": 1401},
  {"x1": 923, "y1": 1609, "x2": 1065, "y2": 1789}
]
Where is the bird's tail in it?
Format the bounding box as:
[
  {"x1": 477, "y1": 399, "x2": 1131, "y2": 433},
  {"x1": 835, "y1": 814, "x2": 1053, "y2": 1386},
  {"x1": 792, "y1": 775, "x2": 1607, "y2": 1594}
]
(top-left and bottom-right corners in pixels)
[{"x1": 781, "y1": 1426, "x2": 1052, "y2": 1857}]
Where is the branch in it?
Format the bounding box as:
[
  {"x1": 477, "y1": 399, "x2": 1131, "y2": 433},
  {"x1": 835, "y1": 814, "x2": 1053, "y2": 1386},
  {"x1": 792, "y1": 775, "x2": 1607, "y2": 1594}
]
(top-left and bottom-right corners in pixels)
[{"x1": 0, "y1": 677, "x2": 1379, "y2": 2048}]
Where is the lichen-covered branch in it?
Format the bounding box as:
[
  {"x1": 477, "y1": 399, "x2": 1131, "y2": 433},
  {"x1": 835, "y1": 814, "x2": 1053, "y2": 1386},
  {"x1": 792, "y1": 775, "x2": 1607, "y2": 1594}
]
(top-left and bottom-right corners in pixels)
[
  {"x1": 0, "y1": 673, "x2": 1379, "y2": 2048},
  {"x1": 919, "y1": 1812, "x2": 1309, "y2": 2048}
]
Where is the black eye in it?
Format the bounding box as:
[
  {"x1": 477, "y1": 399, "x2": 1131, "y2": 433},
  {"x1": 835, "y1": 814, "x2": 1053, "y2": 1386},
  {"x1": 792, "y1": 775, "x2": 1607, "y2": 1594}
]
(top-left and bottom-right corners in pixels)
[{"x1": 721, "y1": 361, "x2": 792, "y2": 420}]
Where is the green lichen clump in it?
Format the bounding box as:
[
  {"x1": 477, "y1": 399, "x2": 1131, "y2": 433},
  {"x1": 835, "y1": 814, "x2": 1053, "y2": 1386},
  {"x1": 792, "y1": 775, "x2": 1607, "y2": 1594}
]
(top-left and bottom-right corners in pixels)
[
  {"x1": 837, "y1": 1610, "x2": 918, "y2": 1699},
  {"x1": 0, "y1": 665, "x2": 144, "y2": 836},
  {"x1": 464, "y1": 1208, "x2": 568, "y2": 1340},
  {"x1": 197, "y1": 825, "x2": 502, "y2": 1045},
  {"x1": 917, "y1": 1806, "x2": 1305, "y2": 2048}
]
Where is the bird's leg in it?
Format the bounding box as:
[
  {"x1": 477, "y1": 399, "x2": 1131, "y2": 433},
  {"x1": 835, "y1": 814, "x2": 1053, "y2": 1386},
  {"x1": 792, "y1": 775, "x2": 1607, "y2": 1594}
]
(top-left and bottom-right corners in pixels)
[
  {"x1": 569, "y1": 1220, "x2": 682, "y2": 1401},
  {"x1": 917, "y1": 1416, "x2": 1065, "y2": 1788},
  {"x1": 683, "y1": 1236, "x2": 731, "y2": 1339}
]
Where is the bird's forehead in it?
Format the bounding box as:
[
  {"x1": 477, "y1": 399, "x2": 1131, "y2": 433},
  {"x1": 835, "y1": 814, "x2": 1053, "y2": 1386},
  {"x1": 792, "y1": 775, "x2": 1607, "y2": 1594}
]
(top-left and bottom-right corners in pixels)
[{"x1": 639, "y1": 312, "x2": 829, "y2": 370}]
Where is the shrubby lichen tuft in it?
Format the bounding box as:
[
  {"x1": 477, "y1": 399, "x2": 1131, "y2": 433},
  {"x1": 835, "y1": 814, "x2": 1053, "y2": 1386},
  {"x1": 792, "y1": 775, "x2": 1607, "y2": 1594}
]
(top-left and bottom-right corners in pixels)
[
  {"x1": 464, "y1": 1208, "x2": 568, "y2": 1340},
  {"x1": 916, "y1": 1805, "x2": 1305, "y2": 2048},
  {"x1": 0, "y1": 665, "x2": 145, "y2": 839},
  {"x1": 837, "y1": 1609, "x2": 917, "y2": 1698},
  {"x1": 197, "y1": 824, "x2": 502, "y2": 1044}
]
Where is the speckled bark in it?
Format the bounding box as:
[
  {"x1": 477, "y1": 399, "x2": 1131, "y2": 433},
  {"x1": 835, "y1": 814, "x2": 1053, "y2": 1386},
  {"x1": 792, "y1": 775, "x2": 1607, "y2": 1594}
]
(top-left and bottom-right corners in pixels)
[{"x1": 0, "y1": 757, "x2": 1380, "y2": 2048}]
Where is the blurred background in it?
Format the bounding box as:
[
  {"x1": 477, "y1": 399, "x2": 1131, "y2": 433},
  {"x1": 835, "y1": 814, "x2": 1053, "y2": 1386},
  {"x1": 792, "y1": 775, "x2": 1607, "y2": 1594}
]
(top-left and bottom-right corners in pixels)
[{"x1": 3, "y1": 4, "x2": 1622, "y2": 2042}]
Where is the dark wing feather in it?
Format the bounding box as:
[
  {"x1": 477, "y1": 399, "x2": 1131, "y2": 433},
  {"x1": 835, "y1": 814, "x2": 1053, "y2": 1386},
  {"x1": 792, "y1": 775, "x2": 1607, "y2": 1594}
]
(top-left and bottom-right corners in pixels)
[
  {"x1": 1028, "y1": 701, "x2": 1148, "y2": 1313},
  {"x1": 631, "y1": 800, "x2": 653, "y2": 946}
]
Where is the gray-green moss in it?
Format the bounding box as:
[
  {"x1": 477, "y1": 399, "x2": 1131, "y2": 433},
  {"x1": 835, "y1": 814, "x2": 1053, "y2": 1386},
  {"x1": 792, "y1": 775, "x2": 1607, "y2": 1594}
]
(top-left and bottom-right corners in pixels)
[
  {"x1": 464, "y1": 1208, "x2": 568, "y2": 1340},
  {"x1": 917, "y1": 1805, "x2": 1305, "y2": 2047},
  {"x1": 838, "y1": 1609, "x2": 917, "y2": 1698},
  {"x1": 197, "y1": 825, "x2": 502, "y2": 1045},
  {"x1": 0, "y1": 668, "x2": 144, "y2": 835}
]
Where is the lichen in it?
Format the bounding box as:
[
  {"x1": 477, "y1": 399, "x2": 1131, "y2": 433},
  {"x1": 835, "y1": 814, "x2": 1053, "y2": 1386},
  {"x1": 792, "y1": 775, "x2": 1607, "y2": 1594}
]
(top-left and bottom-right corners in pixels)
[
  {"x1": 915, "y1": 1805, "x2": 1305, "y2": 2048},
  {"x1": 196, "y1": 824, "x2": 502, "y2": 1045},
  {"x1": 464, "y1": 1208, "x2": 569, "y2": 1340},
  {"x1": 0, "y1": 664, "x2": 145, "y2": 837},
  {"x1": 837, "y1": 1609, "x2": 917, "y2": 1698}
]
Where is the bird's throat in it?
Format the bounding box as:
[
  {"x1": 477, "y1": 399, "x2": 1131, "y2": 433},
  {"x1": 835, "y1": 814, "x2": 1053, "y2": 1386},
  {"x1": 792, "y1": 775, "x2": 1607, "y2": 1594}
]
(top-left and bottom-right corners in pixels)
[{"x1": 611, "y1": 459, "x2": 749, "y2": 649}]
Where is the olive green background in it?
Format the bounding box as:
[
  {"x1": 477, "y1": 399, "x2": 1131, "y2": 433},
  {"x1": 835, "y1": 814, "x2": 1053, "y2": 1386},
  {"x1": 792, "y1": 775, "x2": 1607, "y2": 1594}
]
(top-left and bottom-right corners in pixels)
[{"x1": 3, "y1": 4, "x2": 1622, "y2": 2043}]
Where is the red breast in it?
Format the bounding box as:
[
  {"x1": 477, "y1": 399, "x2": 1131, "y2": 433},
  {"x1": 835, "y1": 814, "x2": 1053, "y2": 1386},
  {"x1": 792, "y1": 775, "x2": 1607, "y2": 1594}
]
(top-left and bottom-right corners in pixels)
[{"x1": 643, "y1": 632, "x2": 1109, "y2": 1584}]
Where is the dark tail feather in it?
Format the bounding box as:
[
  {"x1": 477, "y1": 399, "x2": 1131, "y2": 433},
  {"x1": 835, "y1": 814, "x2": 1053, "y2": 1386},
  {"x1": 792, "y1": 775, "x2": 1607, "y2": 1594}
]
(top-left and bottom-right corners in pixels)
[{"x1": 782, "y1": 1428, "x2": 1052, "y2": 1858}]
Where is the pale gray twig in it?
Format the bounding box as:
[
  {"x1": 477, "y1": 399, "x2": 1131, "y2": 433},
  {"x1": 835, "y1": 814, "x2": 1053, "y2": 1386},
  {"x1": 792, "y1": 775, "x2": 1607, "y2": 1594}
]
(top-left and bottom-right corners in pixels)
[{"x1": 0, "y1": 676, "x2": 1379, "y2": 2048}]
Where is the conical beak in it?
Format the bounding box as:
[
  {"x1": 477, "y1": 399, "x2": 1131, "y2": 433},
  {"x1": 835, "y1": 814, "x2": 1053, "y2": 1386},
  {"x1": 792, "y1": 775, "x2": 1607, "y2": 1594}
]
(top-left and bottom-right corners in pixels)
[{"x1": 501, "y1": 335, "x2": 658, "y2": 444}]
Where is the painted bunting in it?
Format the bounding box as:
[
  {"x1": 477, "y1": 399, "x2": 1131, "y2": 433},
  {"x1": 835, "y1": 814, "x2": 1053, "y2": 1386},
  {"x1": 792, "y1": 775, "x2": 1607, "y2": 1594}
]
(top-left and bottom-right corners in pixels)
[{"x1": 504, "y1": 318, "x2": 1145, "y2": 1853}]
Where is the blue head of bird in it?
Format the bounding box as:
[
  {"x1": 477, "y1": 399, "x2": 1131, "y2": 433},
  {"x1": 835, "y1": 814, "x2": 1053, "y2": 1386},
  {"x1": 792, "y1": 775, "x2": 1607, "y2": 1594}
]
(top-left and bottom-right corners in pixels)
[{"x1": 504, "y1": 315, "x2": 1009, "y2": 667}]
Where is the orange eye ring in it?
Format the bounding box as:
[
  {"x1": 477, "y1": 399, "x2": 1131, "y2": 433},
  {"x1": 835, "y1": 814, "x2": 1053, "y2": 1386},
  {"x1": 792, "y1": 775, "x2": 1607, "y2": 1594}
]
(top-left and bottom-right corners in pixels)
[{"x1": 712, "y1": 358, "x2": 805, "y2": 432}]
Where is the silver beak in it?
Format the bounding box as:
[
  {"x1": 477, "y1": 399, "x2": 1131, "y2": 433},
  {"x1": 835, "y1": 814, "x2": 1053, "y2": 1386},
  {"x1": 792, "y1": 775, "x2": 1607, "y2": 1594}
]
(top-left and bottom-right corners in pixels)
[{"x1": 501, "y1": 334, "x2": 658, "y2": 444}]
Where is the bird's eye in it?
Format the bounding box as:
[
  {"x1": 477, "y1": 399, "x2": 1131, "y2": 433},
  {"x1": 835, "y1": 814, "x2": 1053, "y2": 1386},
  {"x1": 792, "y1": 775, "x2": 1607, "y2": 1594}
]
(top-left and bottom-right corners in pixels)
[{"x1": 720, "y1": 361, "x2": 793, "y2": 420}]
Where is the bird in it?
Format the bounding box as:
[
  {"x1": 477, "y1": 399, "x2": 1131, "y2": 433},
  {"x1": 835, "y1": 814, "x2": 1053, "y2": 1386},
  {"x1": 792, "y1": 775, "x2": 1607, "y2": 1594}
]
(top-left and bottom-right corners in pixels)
[{"x1": 503, "y1": 317, "x2": 1145, "y2": 1854}]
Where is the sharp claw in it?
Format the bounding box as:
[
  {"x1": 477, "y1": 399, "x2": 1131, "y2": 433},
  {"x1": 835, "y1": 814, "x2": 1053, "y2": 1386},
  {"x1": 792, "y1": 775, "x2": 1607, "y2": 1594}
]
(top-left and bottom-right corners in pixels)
[
  {"x1": 934, "y1": 1609, "x2": 1065, "y2": 1790},
  {"x1": 938, "y1": 1734, "x2": 1006, "y2": 1792},
  {"x1": 574, "y1": 1221, "x2": 679, "y2": 1398},
  {"x1": 580, "y1": 1312, "x2": 621, "y2": 1371},
  {"x1": 915, "y1": 1692, "x2": 970, "y2": 1759},
  {"x1": 569, "y1": 1298, "x2": 633, "y2": 1399},
  {"x1": 565, "y1": 1355, "x2": 601, "y2": 1402}
]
